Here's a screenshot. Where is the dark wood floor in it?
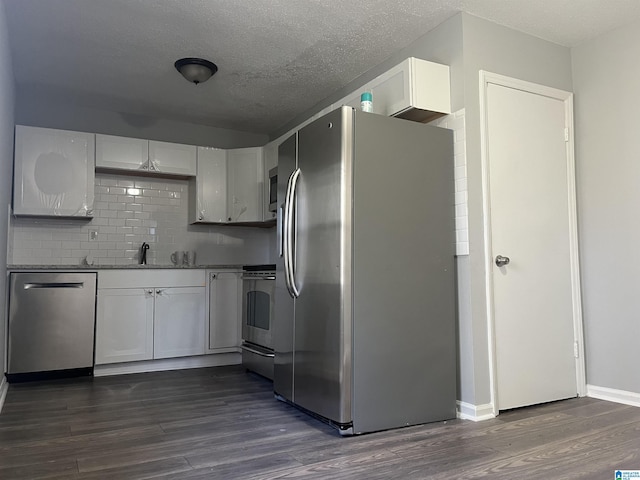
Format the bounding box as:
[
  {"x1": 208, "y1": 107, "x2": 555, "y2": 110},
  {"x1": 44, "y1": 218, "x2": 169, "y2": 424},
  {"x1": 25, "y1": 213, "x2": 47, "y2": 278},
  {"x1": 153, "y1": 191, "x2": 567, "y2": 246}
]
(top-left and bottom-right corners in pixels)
[{"x1": 1, "y1": 366, "x2": 639, "y2": 479}]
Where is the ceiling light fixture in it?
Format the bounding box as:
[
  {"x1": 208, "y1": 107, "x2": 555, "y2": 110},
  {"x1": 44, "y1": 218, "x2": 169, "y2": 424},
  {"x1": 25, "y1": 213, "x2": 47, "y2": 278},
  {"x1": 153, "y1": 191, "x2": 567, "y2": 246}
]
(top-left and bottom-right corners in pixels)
[{"x1": 174, "y1": 57, "x2": 218, "y2": 85}]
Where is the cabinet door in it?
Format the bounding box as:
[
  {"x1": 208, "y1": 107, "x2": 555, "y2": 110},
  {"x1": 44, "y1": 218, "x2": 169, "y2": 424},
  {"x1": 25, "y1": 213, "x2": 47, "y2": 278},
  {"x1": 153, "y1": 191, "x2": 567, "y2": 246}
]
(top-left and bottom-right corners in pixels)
[
  {"x1": 227, "y1": 147, "x2": 263, "y2": 222},
  {"x1": 149, "y1": 140, "x2": 197, "y2": 176},
  {"x1": 208, "y1": 271, "x2": 240, "y2": 351},
  {"x1": 191, "y1": 147, "x2": 227, "y2": 223},
  {"x1": 95, "y1": 134, "x2": 149, "y2": 172},
  {"x1": 13, "y1": 126, "x2": 95, "y2": 217},
  {"x1": 154, "y1": 287, "x2": 206, "y2": 359},
  {"x1": 95, "y1": 288, "x2": 154, "y2": 364},
  {"x1": 262, "y1": 141, "x2": 278, "y2": 222}
]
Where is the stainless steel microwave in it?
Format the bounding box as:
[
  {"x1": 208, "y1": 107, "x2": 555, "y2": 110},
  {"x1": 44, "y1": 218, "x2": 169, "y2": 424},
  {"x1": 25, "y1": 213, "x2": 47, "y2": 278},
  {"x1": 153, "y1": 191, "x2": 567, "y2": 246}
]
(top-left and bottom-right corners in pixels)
[{"x1": 268, "y1": 167, "x2": 277, "y2": 212}]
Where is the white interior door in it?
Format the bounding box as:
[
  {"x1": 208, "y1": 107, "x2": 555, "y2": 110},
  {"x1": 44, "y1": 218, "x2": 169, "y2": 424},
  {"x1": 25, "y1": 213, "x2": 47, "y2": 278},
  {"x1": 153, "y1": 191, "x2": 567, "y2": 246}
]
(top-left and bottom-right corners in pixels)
[{"x1": 485, "y1": 79, "x2": 580, "y2": 411}]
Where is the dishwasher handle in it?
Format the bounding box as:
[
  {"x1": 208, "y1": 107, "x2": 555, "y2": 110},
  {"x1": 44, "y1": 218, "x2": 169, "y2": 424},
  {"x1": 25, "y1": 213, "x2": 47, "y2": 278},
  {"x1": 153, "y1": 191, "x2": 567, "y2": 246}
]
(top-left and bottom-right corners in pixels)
[{"x1": 24, "y1": 282, "x2": 85, "y2": 289}]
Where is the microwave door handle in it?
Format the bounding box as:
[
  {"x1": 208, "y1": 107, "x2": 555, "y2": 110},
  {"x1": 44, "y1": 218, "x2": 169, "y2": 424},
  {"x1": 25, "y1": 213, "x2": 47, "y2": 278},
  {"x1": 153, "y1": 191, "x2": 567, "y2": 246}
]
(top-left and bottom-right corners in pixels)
[{"x1": 287, "y1": 168, "x2": 301, "y2": 298}]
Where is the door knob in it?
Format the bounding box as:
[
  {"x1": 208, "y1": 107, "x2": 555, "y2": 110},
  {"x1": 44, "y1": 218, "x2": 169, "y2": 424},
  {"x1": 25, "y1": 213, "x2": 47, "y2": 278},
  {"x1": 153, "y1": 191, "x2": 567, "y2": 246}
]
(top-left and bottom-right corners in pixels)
[{"x1": 495, "y1": 255, "x2": 510, "y2": 267}]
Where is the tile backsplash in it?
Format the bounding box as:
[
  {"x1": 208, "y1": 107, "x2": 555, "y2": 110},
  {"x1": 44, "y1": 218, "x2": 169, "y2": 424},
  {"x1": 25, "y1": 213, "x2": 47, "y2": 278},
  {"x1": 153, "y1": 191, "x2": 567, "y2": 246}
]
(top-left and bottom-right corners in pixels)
[
  {"x1": 8, "y1": 174, "x2": 273, "y2": 266},
  {"x1": 429, "y1": 108, "x2": 469, "y2": 256}
]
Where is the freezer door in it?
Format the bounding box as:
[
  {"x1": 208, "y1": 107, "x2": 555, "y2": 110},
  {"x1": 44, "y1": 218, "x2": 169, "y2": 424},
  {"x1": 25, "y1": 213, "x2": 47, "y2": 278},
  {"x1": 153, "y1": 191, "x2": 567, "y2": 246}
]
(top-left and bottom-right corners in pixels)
[
  {"x1": 273, "y1": 133, "x2": 297, "y2": 400},
  {"x1": 293, "y1": 107, "x2": 353, "y2": 425}
]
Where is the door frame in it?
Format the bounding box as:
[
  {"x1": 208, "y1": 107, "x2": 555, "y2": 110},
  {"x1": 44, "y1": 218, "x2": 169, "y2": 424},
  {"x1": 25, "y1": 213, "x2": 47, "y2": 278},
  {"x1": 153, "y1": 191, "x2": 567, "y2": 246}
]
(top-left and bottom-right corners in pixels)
[{"x1": 479, "y1": 71, "x2": 586, "y2": 416}]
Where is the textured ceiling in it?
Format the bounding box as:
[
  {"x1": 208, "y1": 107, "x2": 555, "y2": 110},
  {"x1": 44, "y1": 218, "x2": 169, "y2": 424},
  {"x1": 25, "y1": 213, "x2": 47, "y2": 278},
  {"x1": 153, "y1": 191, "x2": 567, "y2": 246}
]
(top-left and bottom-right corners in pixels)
[{"x1": 4, "y1": 0, "x2": 640, "y2": 136}]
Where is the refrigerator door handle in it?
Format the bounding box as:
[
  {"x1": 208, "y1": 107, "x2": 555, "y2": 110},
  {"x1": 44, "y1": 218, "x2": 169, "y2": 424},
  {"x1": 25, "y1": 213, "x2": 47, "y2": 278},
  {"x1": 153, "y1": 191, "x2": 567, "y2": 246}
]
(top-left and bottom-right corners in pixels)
[
  {"x1": 279, "y1": 203, "x2": 285, "y2": 258},
  {"x1": 283, "y1": 170, "x2": 294, "y2": 296},
  {"x1": 284, "y1": 168, "x2": 301, "y2": 298}
]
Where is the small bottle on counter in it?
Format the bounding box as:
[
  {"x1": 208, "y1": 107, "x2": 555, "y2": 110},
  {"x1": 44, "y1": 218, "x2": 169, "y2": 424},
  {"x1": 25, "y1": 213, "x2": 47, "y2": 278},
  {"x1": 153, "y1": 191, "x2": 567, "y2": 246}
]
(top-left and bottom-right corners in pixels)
[{"x1": 360, "y1": 91, "x2": 373, "y2": 113}]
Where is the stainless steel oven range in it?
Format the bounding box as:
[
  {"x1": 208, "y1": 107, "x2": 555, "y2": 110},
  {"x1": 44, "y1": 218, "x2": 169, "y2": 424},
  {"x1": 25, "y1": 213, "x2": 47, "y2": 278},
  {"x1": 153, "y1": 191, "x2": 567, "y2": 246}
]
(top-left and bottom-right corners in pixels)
[{"x1": 241, "y1": 265, "x2": 275, "y2": 380}]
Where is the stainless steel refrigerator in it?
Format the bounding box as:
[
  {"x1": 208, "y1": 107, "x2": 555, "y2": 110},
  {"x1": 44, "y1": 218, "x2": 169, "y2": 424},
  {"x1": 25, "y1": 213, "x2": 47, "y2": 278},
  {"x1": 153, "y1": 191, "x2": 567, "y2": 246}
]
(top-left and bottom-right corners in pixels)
[{"x1": 274, "y1": 106, "x2": 456, "y2": 435}]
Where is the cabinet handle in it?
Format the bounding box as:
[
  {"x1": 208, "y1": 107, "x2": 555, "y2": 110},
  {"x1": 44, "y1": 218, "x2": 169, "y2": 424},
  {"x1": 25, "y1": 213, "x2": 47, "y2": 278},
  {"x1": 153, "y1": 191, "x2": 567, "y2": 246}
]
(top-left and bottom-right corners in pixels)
[
  {"x1": 199, "y1": 214, "x2": 203, "y2": 221},
  {"x1": 141, "y1": 163, "x2": 149, "y2": 170},
  {"x1": 156, "y1": 289, "x2": 162, "y2": 294},
  {"x1": 146, "y1": 289, "x2": 153, "y2": 295},
  {"x1": 210, "y1": 274, "x2": 216, "y2": 280}
]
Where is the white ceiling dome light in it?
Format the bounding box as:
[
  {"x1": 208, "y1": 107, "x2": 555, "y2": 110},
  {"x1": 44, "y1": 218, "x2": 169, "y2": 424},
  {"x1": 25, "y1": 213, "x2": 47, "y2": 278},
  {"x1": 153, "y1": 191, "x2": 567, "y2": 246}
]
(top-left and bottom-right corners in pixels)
[{"x1": 174, "y1": 58, "x2": 218, "y2": 85}]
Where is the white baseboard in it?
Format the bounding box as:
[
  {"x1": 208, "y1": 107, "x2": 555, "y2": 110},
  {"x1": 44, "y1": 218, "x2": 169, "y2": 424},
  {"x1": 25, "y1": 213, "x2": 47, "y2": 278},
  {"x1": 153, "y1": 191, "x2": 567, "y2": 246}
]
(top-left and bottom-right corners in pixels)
[
  {"x1": 587, "y1": 384, "x2": 640, "y2": 408},
  {"x1": 94, "y1": 353, "x2": 241, "y2": 377},
  {"x1": 456, "y1": 400, "x2": 496, "y2": 422},
  {"x1": 0, "y1": 377, "x2": 8, "y2": 414}
]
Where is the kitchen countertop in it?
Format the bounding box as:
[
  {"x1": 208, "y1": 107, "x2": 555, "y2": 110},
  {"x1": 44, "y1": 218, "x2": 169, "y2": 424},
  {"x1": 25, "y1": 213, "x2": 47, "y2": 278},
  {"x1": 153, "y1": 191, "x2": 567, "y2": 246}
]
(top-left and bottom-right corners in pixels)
[{"x1": 7, "y1": 264, "x2": 244, "y2": 271}]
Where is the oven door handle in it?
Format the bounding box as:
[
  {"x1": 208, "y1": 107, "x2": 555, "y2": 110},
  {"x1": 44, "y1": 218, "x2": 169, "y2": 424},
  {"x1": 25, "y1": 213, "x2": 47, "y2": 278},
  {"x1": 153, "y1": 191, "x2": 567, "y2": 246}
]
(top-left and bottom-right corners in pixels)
[
  {"x1": 241, "y1": 276, "x2": 276, "y2": 281},
  {"x1": 241, "y1": 344, "x2": 275, "y2": 358}
]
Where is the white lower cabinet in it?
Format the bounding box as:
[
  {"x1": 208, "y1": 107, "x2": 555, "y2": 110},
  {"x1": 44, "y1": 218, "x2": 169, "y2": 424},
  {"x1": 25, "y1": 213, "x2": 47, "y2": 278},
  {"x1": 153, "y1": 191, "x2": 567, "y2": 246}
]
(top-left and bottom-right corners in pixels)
[
  {"x1": 154, "y1": 287, "x2": 206, "y2": 358},
  {"x1": 207, "y1": 270, "x2": 241, "y2": 352},
  {"x1": 95, "y1": 270, "x2": 206, "y2": 365},
  {"x1": 95, "y1": 288, "x2": 154, "y2": 364}
]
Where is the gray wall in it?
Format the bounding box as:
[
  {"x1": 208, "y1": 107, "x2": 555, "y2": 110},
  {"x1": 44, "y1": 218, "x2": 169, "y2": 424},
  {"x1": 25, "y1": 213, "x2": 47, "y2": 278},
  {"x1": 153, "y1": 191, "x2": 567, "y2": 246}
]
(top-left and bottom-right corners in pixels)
[
  {"x1": 460, "y1": 13, "x2": 574, "y2": 406},
  {"x1": 572, "y1": 19, "x2": 640, "y2": 393},
  {"x1": 0, "y1": 0, "x2": 15, "y2": 374},
  {"x1": 16, "y1": 90, "x2": 268, "y2": 149},
  {"x1": 277, "y1": 13, "x2": 576, "y2": 409},
  {"x1": 274, "y1": 13, "x2": 464, "y2": 139}
]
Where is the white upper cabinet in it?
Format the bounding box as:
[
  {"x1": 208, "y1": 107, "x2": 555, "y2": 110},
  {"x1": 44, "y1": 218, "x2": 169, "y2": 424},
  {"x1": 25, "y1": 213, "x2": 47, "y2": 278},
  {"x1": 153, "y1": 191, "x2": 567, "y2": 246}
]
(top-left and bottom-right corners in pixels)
[
  {"x1": 95, "y1": 134, "x2": 148, "y2": 171},
  {"x1": 339, "y1": 57, "x2": 451, "y2": 122},
  {"x1": 95, "y1": 134, "x2": 196, "y2": 177},
  {"x1": 13, "y1": 125, "x2": 95, "y2": 217},
  {"x1": 190, "y1": 147, "x2": 227, "y2": 223},
  {"x1": 227, "y1": 147, "x2": 263, "y2": 223},
  {"x1": 149, "y1": 140, "x2": 197, "y2": 176},
  {"x1": 190, "y1": 146, "x2": 264, "y2": 224},
  {"x1": 262, "y1": 141, "x2": 278, "y2": 222}
]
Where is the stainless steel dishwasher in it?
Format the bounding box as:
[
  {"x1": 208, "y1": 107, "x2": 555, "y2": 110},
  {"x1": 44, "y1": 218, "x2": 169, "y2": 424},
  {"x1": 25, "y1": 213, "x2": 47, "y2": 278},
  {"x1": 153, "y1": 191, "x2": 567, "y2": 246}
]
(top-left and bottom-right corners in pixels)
[{"x1": 7, "y1": 272, "x2": 97, "y2": 381}]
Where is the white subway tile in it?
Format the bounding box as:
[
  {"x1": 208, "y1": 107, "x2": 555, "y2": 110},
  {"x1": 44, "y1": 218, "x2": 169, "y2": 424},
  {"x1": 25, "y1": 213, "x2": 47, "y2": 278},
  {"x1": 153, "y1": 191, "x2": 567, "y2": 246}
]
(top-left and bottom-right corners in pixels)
[
  {"x1": 455, "y1": 203, "x2": 468, "y2": 218},
  {"x1": 455, "y1": 215, "x2": 468, "y2": 231},
  {"x1": 126, "y1": 218, "x2": 143, "y2": 227},
  {"x1": 116, "y1": 195, "x2": 135, "y2": 204},
  {"x1": 456, "y1": 243, "x2": 469, "y2": 256},
  {"x1": 456, "y1": 229, "x2": 469, "y2": 243},
  {"x1": 117, "y1": 210, "x2": 135, "y2": 219},
  {"x1": 455, "y1": 191, "x2": 468, "y2": 206},
  {"x1": 116, "y1": 179, "x2": 135, "y2": 188},
  {"x1": 108, "y1": 218, "x2": 126, "y2": 227},
  {"x1": 98, "y1": 177, "x2": 118, "y2": 187}
]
